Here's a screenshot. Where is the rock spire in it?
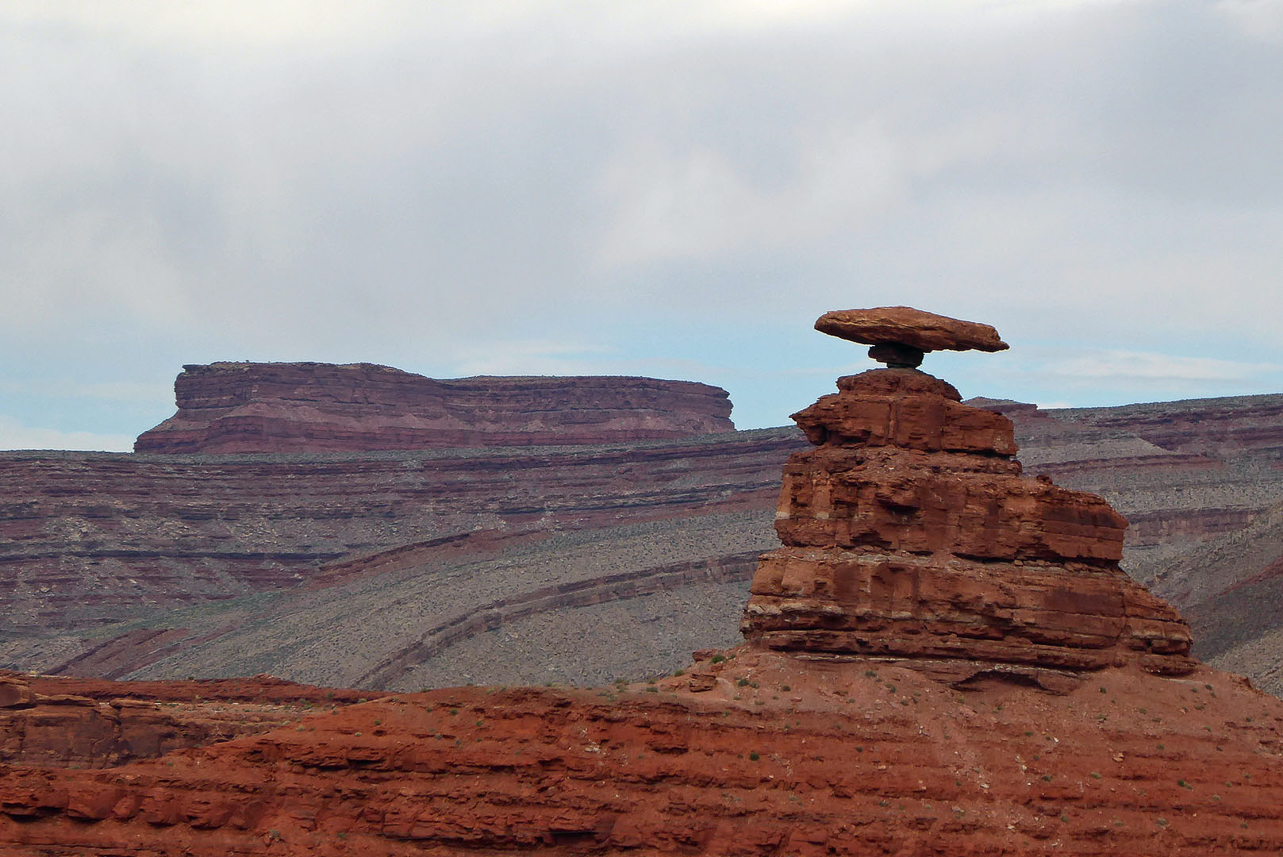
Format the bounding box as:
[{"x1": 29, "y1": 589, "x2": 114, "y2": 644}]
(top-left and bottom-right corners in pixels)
[{"x1": 742, "y1": 307, "x2": 1195, "y2": 682}]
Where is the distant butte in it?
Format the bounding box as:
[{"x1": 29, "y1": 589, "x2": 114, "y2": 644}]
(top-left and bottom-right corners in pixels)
[{"x1": 133, "y1": 362, "x2": 735, "y2": 454}]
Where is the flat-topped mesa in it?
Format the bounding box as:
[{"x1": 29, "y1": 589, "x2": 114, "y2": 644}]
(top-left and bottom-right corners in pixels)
[
  {"x1": 742, "y1": 308, "x2": 1195, "y2": 679},
  {"x1": 134, "y1": 362, "x2": 735, "y2": 454}
]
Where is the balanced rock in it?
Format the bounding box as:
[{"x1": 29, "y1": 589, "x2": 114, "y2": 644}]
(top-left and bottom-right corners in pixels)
[
  {"x1": 817, "y1": 306, "x2": 1008, "y2": 369},
  {"x1": 743, "y1": 309, "x2": 1195, "y2": 679}
]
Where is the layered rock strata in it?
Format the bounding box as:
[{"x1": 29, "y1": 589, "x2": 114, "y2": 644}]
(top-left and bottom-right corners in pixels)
[
  {"x1": 742, "y1": 330, "x2": 1195, "y2": 676},
  {"x1": 6, "y1": 310, "x2": 1283, "y2": 855},
  {"x1": 971, "y1": 397, "x2": 1279, "y2": 585},
  {"x1": 11, "y1": 348, "x2": 1283, "y2": 690},
  {"x1": 134, "y1": 362, "x2": 735, "y2": 453},
  {"x1": 0, "y1": 672, "x2": 363, "y2": 769},
  {"x1": 4, "y1": 655, "x2": 1283, "y2": 855},
  {"x1": 0, "y1": 430, "x2": 794, "y2": 641}
]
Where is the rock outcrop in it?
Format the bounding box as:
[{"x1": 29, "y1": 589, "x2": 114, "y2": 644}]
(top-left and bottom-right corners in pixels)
[
  {"x1": 134, "y1": 363, "x2": 734, "y2": 453},
  {"x1": 4, "y1": 654, "x2": 1283, "y2": 855},
  {"x1": 0, "y1": 672, "x2": 364, "y2": 769},
  {"x1": 742, "y1": 308, "x2": 1195, "y2": 679}
]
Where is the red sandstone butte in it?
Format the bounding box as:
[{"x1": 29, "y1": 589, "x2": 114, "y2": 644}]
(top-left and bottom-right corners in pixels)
[
  {"x1": 742, "y1": 365, "x2": 1195, "y2": 679},
  {"x1": 134, "y1": 362, "x2": 735, "y2": 454}
]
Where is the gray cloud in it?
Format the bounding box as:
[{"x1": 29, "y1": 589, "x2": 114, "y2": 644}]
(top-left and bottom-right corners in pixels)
[{"x1": 1, "y1": 0, "x2": 1280, "y2": 448}]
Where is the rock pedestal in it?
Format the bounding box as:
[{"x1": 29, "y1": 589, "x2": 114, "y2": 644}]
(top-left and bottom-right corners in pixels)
[{"x1": 742, "y1": 314, "x2": 1195, "y2": 678}]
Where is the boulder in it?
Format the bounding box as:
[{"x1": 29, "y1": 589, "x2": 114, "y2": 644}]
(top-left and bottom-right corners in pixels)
[{"x1": 815, "y1": 306, "x2": 1009, "y2": 353}]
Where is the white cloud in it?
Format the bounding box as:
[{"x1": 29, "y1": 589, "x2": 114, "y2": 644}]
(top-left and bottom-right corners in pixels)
[
  {"x1": 0, "y1": 417, "x2": 134, "y2": 452},
  {"x1": 1, "y1": 1, "x2": 1102, "y2": 54},
  {"x1": 1047, "y1": 351, "x2": 1282, "y2": 383},
  {"x1": 450, "y1": 339, "x2": 613, "y2": 377},
  {"x1": 594, "y1": 120, "x2": 909, "y2": 269},
  {"x1": 1214, "y1": 0, "x2": 1283, "y2": 43}
]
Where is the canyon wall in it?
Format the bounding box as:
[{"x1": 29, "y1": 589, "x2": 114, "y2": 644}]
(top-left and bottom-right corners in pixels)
[
  {"x1": 6, "y1": 369, "x2": 1283, "y2": 691},
  {"x1": 0, "y1": 431, "x2": 794, "y2": 638}
]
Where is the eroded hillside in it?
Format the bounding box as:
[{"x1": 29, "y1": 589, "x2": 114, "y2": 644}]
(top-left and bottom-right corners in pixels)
[{"x1": 5, "y1": 365, "x2": 1283, "y2": 691}]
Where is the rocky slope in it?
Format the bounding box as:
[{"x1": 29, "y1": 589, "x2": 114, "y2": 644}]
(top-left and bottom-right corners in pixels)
[
  {"x1": 59, "y1": 512, "x2": 775, "y2": 691},
  {"x1": 135, "y1": 363, "x2": 734, "y2": 453},
  {"x1": 0, "y1": 430, "x2": 794, "y2": 642},
  {"x1": 4, "y1": 309, "x2": 1283, "y2": 856},
  {"x1": 5, "y1": 653, "x2": 1283, "y2": 856}
]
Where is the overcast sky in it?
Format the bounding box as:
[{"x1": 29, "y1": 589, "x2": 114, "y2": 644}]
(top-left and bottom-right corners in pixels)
[{"x1": 2, "y1": 0, "x2": 1281, "y2": 451}]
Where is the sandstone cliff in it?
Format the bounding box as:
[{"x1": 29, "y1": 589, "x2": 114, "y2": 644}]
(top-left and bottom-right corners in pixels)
[
  {"x1": 134, "y1": 363, "x2": 734, "y2": 453},
  {"x1": 977, "y1": 395, "x2": 1283, "y2": 692}
]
